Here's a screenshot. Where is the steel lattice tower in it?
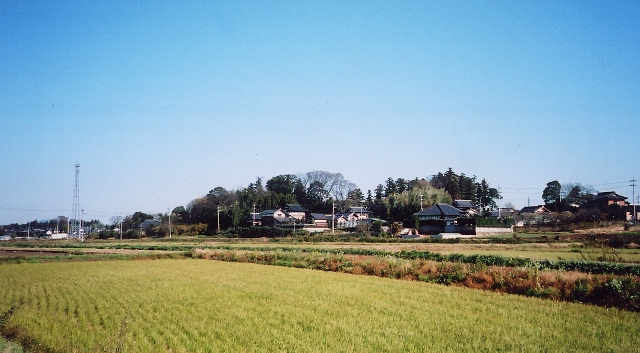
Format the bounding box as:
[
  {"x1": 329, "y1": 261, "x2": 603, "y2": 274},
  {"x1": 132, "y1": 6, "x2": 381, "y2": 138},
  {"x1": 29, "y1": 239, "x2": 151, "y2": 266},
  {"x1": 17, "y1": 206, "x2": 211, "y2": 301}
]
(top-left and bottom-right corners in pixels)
[{"x1": 70, "y1": 164, "x2": 80, "y2": 238}]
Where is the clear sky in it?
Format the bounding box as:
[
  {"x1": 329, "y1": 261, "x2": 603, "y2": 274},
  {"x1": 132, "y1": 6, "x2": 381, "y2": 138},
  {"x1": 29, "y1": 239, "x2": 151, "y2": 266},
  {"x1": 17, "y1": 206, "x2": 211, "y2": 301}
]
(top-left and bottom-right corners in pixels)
[{"x1": 2, "y1": 1, "x2": 639, "y2": 224}]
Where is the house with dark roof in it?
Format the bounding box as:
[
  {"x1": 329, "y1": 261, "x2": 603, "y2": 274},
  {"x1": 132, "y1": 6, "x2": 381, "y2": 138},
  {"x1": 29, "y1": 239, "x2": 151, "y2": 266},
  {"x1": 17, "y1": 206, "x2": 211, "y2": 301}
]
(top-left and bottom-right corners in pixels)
[
  {"x1": 519, "y1": 205, "x2": 550, "y2": 214},
  {"x1": 453, "y1": 200, "x2": 479, "y2": 216},
  {"x1": 259, "y1": 209, "x2": 287, "y2": 226},
  {"x1": 285, "y1": 204, "x2": 310, "y2": 221},
  {"x1": 415, "y1": 204, "x2": 475, "y2": 235},
  {"x1": 349, "y1": 207, "x2": 371, "y2": 219},
  {"x1": 416, "y1": 203, "x2": 464, "y2": 221},
  {"x1": 309, "y1": 213, "x2": 328, "y2": 227},
  {"x1": 592, "y1": 191, "x2": 628, "y2": 207}
]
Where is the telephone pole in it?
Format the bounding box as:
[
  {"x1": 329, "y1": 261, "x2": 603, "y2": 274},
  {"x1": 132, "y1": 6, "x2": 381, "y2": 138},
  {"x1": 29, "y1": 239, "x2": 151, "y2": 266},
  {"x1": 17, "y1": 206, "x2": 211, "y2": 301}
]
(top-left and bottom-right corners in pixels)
[
  {"x1": 168, "y1": 208, "x2": 172, "y2": 238},
  {"x1": 217, "y1": 206, "x2": 221, "y2": 233},
  {"x1": 331, "y1": 200, "x2": 335, "y2": 235},
  {"x1": 631, "y1": 178, "x2": 637, "y2": 224},
  {"x1": 70, "y1": 164, "x2": 80, "y2": 239}
]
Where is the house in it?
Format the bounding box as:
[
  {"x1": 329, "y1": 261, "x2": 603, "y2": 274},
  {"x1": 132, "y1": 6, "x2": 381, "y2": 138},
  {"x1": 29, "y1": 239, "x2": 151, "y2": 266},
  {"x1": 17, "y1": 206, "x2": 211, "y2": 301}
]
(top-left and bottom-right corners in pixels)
[
  {"x1": 328, "y1": 214, "x2": 349, "y2": 228},
  {"x1": 415, "y1": 203, "x2": 475, "y2": 235},
  {"x1": 592, "y1": 191, "x2": 628, "y2": 207},
  {"x1": 348, "y1": 207, "x2": 371, "y2": 220},
  {"x1": 309, "y1": 213, "x2": 329, "y2": 227},
  {"x1": 519, "y1": 205, "x2": 550, "y2": 214},
  {"x1": 329, "y1": 207, "x2": 371, "y2": 228},
  {"x1": 284, "y1": 204, "x2": 310, "y2": 221},
  {"x1": 416, "y1": 203, "x2": 465, "y2": 221},
  {"x1": 259, "y1": 209, "x2": 288, "y2": 226},
  {"x1": 453, "y1": 200, "x2": 479, "y2": 216}
]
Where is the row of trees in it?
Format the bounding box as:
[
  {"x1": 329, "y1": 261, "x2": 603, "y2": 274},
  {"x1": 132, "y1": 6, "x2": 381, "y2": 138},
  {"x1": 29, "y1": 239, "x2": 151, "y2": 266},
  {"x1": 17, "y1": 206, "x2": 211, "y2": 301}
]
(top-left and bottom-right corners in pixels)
[
  {"x1": 167, "y1": 169, "x2": 502, "y2": 234},
  {"x1": 1, "y1": 169, "x2": 504, "y2": 237}
]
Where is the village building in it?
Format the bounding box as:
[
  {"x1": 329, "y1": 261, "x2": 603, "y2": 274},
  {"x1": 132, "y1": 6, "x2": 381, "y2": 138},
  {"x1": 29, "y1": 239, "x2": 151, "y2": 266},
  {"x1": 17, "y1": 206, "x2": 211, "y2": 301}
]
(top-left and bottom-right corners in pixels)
[{"x1": 415, "y1": 203, "x2": 475, "y2": 235}]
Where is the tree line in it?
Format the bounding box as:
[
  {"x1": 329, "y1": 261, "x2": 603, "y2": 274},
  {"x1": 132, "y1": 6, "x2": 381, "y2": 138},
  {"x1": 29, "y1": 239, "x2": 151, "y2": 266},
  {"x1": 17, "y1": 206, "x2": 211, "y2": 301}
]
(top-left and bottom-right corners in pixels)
[
  {"x1": 0, "y1": 169, "x2": 503, "y2": 237},
  {"x1": 540, "y1": 180, "x2": 628, "y2": 222},
  {"x1": 161, "y1": 168, "x2": 502, "y2": 235}
]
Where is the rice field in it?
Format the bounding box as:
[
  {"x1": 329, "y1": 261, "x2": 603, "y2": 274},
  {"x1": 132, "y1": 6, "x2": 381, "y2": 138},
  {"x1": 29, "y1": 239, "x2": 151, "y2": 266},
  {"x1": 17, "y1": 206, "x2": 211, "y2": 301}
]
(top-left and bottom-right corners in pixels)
[{"x1": 0, "y1": 259, "x2": 639, "y2": 352}]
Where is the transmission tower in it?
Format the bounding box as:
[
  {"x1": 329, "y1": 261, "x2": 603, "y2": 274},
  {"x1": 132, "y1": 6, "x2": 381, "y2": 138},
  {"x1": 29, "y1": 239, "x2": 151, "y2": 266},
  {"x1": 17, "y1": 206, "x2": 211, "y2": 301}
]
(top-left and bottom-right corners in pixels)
[{"x1": 70, "y1": 164, "x2": 81, "y2": 239}]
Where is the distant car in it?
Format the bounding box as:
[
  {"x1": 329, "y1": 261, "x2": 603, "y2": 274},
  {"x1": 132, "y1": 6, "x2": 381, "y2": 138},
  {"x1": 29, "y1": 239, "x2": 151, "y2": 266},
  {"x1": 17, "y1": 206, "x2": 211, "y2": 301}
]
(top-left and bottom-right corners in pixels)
[{"x1": 0, "y1": 235, "x2": 11, "y2": 241}]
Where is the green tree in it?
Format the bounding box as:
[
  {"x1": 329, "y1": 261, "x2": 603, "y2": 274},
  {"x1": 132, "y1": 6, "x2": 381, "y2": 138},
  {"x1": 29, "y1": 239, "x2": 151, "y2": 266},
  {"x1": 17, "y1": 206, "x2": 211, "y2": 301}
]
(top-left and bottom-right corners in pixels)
[
  {"x1": 365, "y1": 190, "x2": 374, "y2": 209},
  {"x1": 542, "y1": 180, "x2": 562, "y2": 205},
  {"x1": 347, "y1": 188, "x2": 365, "y2": 206},
  {"x1": 384, "y1": 178, "x2": 397, "y2": 197},
  {"x1": 458, "y1": 173, "x2": 477, "y2": 201},
  {"x1": 266, "y1": 174, "x2": 298, "y2": 195},
  {"x1": 374, "y1": 184, "x2": 385, "y2": 200},
  {"x1": 293, "y1": 180, "x2": 306, "y2": 204},
  {"x1": 443, "y1": 168, "x2": 460, "y2": 200},
  {"x1": 476, "y1": 179, "x2": 500, "y2": 210}
]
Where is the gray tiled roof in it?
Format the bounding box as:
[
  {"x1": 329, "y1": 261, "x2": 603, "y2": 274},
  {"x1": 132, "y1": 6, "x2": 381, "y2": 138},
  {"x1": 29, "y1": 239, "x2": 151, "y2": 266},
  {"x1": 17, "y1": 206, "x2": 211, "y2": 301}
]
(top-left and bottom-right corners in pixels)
[
  {"x1": 415, "y1": 203, "x2": 463, "y2": 217},
  {"x1": 454, "y1": 200, "x2": 475, "y2": 209},
  {"x1": 286, "y1": 204, "x2": 310, "y2": 212},
  {"x1": 519, "y1": 205, "x2": 547, "y2": 214},
  {"x1": 594, "y1": 191, "x2": 627, "y2": 201}
]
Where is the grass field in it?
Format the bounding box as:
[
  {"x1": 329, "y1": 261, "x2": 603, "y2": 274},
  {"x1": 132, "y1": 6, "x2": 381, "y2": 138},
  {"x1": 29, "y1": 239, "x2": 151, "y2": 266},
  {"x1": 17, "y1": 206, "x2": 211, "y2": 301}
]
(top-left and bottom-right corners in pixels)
[{"x1": 1, "y1": 259, "x2": 639, "y2": 352}]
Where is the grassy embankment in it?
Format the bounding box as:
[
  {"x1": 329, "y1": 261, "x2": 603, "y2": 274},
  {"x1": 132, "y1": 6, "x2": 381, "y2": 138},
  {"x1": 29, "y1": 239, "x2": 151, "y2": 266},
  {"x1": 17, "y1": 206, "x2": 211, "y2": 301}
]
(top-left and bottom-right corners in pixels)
[{"x1": 0, "y1": 259, "x2": 639, "y2": 352}]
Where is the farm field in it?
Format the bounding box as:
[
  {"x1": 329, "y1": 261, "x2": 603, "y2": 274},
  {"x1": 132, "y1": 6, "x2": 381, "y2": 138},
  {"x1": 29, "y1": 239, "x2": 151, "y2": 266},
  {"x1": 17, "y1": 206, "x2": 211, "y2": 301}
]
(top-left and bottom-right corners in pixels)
[
  {"x1": 202, "y1": 241, "x2": 640, "y2": 262},
  {"x1": 1, "y1": 259, "x2": 639, "y2": 352},
  {"x1": 5, "y1": 236, "x2": 640, "y2": 262}
]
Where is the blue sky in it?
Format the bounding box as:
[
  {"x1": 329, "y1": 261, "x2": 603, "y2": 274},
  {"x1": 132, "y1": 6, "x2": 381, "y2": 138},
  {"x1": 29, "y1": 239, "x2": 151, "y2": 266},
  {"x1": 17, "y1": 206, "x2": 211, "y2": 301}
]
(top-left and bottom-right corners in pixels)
[{"x1": 2, "y1": 1, "x2": 639, "y2": 224}]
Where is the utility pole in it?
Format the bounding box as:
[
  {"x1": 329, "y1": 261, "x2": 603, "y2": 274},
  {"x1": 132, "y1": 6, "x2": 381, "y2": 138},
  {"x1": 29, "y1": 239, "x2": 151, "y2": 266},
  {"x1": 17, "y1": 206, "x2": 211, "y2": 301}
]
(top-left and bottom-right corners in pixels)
[
  {"x1": 631, "y1": 178, "x2": 637, "y2": 224},
  {"x1": 419, "y1": 194, "x2": 424, "y2": 211},
  {"x1": 168, "y1": 208, "x2": 172, "y2": 239},
  {"x1": 331, "y1": 200, "x2": 335, "y2": 235},
  {"x1": 217, "y1": 206, "x2": 221, "y2": 233},
  {"x1": 71, "y1": 164, "x2": 80, "y2": 239},
  {"x1": 80, "y1": 210, "x2": 85, "y2": 242}
]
